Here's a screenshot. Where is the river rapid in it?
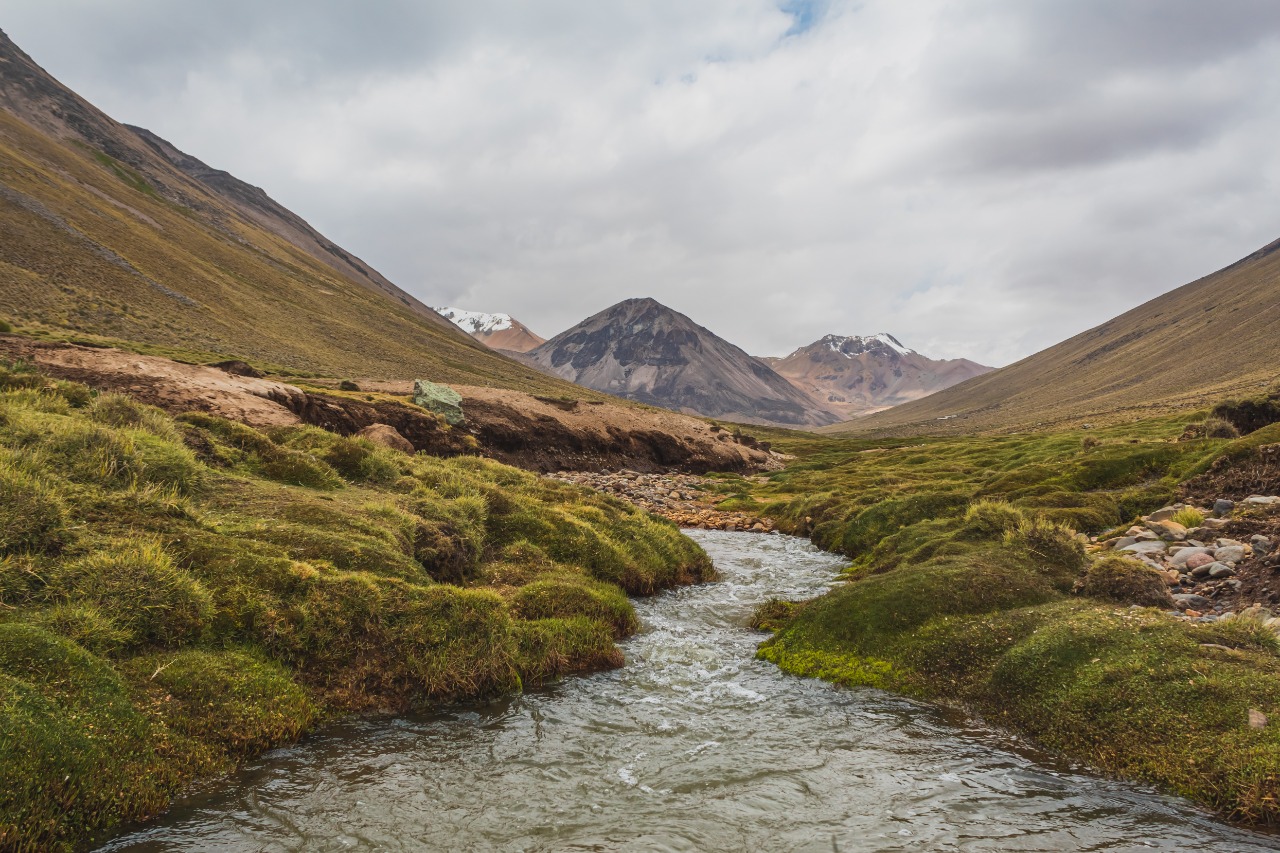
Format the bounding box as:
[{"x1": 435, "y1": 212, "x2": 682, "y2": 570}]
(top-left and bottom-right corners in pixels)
[{"x1": 101, "y1": 531, "x2": 1279, "y2": 852}]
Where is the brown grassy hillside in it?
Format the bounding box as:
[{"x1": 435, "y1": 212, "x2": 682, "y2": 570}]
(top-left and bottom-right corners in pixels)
[
  {"x1": 827, "y1": 238, "x2": 1280, "y2": 437},
  {"x1": 0, "y1": 29, "x2": 572, "y2": 395}
]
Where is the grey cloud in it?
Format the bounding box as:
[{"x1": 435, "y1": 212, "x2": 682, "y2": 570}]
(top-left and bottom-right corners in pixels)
[{"x1": 5, "y1": 0, "x2": 1280, "y2": 366}]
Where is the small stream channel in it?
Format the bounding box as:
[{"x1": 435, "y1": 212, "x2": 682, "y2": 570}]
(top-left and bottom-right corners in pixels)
[{"x1": 101, "y1": 531, "x2": 1279, "y2": 852}]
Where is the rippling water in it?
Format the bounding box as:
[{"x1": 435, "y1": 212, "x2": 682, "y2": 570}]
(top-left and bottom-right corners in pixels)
[{"x1": 101, "y1": 531, "x2": 1279, "y2": 852}]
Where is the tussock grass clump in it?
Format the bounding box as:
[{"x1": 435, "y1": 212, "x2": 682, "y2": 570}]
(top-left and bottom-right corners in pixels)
[
  {"x1": 750, "y1": 598, "x2": 807, "y2": 632},
  {"x1": 48, "y1": 539, "x2": 215, "y2": 649},
  {"x1": 28, "y1": 602, "x2": 132, "y2": 656},
  {"x1": 178, "y1": 413, "x2": 343, "y2": 489},
  {"x1": 512, "y1": 617, "x2": 624, "y2": 686},
  {"x1": 89, "y1": 393, "x2": 179, "y2": 439},
  {"x1": 260, "y1": 573, "x2": 521, "y2": 706},
  {"x1": 140, "y1": 649, "x2": 316, "y2": 758},
  {"x1": 1077, "y1": 556, "x2": 1175, "y2": 608},
  {"x1": 272, "y1": 425, "x2": 404, "y2": 485},
  {"x1": 0, "y1": 555, "x2": 46, "y2": 605},
  {"x1": 1200, "y1": 416, "x2": 1243, "y2": 440},
  {"x1": 0, "y1": 624, "x2": 182, "y2": 851},
  {"x1": 1171, "y1": 507, "x2": 1205, "y2": 529},
  {"x1": 1005, "y1": 516, "x2": 1087, "y2": 591},
  {"x1": 509, "y1": 576, "x2": 640, "y2": 638},
  {"x1": 0, "y1": 456, "x2": 68, "y2": 554},
  {"x1": 960, "y1": 499, "x2": 1025, "y2": 540}
]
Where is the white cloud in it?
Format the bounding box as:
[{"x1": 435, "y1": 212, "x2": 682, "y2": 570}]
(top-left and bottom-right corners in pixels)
[{"x1": 6, "y1": 0, "x2": 1280, "y2": 364}]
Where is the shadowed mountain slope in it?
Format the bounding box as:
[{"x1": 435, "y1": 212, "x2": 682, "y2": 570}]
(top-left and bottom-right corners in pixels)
[
  {"x1": 0, "y1": 28, "x2": 569, "y2": 392},
  {"x1": 523, "y1": 298, "x2": 840, "y2": 428},
  {"x1": 763, "y1": 333, "x2": 991, "y2": 420},
  {"x1": 827, "y1": 238, "x2": 1280, "y2": 436}
]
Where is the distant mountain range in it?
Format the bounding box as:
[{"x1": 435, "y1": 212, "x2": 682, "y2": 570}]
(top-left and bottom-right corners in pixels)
[
  {"x1": 520, "y1": 298, "x2": 841, "y2": 428},
  {"x1": 762, "y1": 333, "x2": 991, "y2": 420},
  {"x1": 435, "y1": 307, "x2": 546, "y2": 353},
  {"x1": 438, "y1": 298, "x2": 987, "y2": 426}
]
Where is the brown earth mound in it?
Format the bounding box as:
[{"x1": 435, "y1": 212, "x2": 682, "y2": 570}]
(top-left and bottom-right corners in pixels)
[{"x1": 0, "y1": 337, "x2": 774, "y2": 474}]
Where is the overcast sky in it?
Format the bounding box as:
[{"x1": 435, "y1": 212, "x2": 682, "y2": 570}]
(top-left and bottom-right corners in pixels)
[{"x1": 7, "y1": 1, "x2": 1280, "y2": 364}]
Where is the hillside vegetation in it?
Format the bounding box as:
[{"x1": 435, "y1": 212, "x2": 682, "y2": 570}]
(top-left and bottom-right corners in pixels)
[
  {"x1": 828, "y1": 238, "x2": 1280, "y2": 437},
  {"x1": 729, "y1": 408, "x2": 1280, "y2": 823},
  {"x1": 0, "y1": 29, "x2": 578, "y2": 394},
  {"x1": 0, "y1": 364, "x2": 710, "y2": 851}
]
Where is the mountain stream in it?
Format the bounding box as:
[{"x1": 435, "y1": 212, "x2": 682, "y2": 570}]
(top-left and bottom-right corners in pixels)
[{"x1": 101, "y1": 531, "x2": 1279, "y2": 852}]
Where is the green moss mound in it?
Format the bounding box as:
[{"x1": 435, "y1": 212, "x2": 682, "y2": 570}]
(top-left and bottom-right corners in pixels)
[
  {"x1": 1078, "y1": 556, "x2": 1176, "y2": 608},
  {"x1": 509, "y1": 576, "x2": 640, "y2": 638},
  {"x1": 139, "y1": 649, "x2": 316, "y2": 758},
  {"x1": 0, "y1": 456, "x2": 68, "y2": 554},
  {"x1": 48, "y1": 540, "x2": 215, "y2": 649},
  {"x1": 0, "y1": 624, "x2": 182, "y2": 851}
]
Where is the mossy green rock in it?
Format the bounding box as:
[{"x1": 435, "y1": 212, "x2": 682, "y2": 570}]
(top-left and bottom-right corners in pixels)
[{"x1": 412, "y1": 379, "x2": 465, "y2": 425}]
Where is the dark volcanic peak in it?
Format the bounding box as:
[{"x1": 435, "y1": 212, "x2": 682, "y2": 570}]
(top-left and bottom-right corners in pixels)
[
  {"x1": 764, "y1": 332, "x2": 991, "y2": 421},
  {"x1": 525, "y1": 298, "x2": 839, "y2": 428}
]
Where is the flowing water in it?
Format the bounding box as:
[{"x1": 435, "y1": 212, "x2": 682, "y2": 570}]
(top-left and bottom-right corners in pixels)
[{"x1": 102, "y1": 531, "x2": 1279, "y2": 852}]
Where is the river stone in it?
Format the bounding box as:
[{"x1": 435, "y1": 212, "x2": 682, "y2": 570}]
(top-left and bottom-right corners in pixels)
[
  {"x1": 1209, "y1": 564, "x2": 1237, "y2": 579},
  {"x1": 411, "y1": 379, "x2": 465, "y2": 425},
  {"x1": 1112, "y1": 536, "x2": 1139, "y2": 550},
  {"x1": 1214, "y1": 498, "x2": 1235, "y2": 516},
  {"x1": 1214, "y1": 545, "x2": 1247, "y2": 564},
  {"x1": 1146, "y1": 520, "x2": 1188, "y2": 541},
  {"x1": 1146, "y1": 507, "x2": 1180, "y2": 523},
  {"x1": 357, "y1": 423, "x2": 415, "y2": 454},
  {"x1": 1252, "y1": 535, "x2": 1274, "y2": 555},
  {"x1": 1174, "y1": 593, "x2": 1214, "y2": 611},
  {"x1": 1121, "y1": 541, "x2": 1168, "y2": 555},
  {"x1": 1169, "y1": 546, "x2": 1211, "y2": 566},
  {"x1": 1184, "y1": 553, "x2": 1216, "y2": 571},
  {"x1": 1244, "y1": 495, "x2": 1280, "y2": 506}
]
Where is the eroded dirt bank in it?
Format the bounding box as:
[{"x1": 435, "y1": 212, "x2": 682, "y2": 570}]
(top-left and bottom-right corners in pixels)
[{"x1": 0, "y1": 337, "x2": 777, "y2": 474}]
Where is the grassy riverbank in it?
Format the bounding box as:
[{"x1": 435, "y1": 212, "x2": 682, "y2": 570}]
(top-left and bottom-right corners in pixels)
[
  {"x1": 0, "y1": 363, "x2": 711, "y2": 851},
  {"x1": 740, "y1": 414, "x2": 1280, "y2": 823}
]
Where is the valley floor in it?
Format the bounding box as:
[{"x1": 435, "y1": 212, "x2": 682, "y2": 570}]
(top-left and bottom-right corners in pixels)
[{"x1": 4, "y1": 338, "x2": 1280, "y2": 847}]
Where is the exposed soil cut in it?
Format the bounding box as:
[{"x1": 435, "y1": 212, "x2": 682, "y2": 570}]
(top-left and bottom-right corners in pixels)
[{"x1": 0, "y1": 337, "x2": 776, "y2": 474}]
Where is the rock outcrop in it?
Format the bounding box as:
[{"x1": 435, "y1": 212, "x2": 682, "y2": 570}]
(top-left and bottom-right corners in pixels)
[{"x1": 1092, "y1": 497, "x2": 1280, "y2": 620}]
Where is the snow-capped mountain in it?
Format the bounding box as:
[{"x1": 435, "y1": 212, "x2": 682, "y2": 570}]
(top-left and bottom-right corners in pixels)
[
  {"x1": 762, "y1": 334, "x2": 992, "y2": 420},
  {"x1": 434, "y1": 307, "x2": 546, "y2": 353}
]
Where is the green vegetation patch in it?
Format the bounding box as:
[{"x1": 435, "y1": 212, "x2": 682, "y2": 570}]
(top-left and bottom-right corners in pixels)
[
  {"x1": 748, "y1": 410, "x2": 1280, "y2": 824},
  {"x1": 0, "y1": 370, "x2": 711, "y2": 849}
]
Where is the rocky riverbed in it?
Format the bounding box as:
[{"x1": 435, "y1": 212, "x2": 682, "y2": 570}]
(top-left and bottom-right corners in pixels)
[
  {"x1": 549, "y1": 470, "x2": 777, "y2": 532},
  {"x1": 1096, "y1": 495, "x2": 1280, "y2": 623}
]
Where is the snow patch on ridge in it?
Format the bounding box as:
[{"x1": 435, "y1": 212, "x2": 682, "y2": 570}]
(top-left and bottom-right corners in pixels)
[
  {"x1": 816, "y1": 333, "x2": 916, "y2": 358},
  {"x1": 435, "y1": 307, "x2": 514, "y2": 334}
]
